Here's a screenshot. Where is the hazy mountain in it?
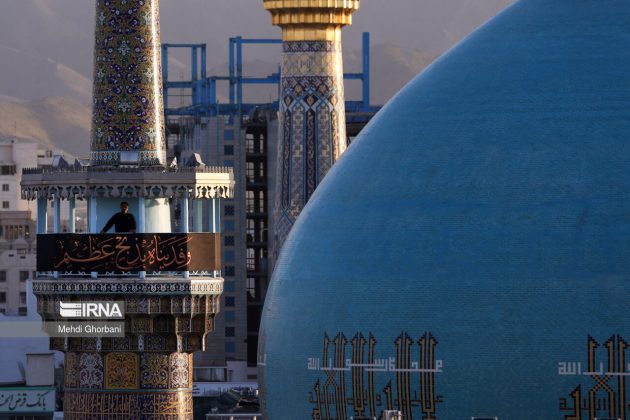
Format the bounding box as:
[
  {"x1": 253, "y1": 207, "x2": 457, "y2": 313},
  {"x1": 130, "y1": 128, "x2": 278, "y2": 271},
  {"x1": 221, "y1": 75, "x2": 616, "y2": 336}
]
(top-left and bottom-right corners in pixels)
[
  {"x1": 345, "y1": 44, "x2": 439, "y2": 104},
  {"x1": 0, "y1": 0, "x2": 513, "y2": 86},
  {"x1": 0, "y1": 0, "x2": 94, "y2": 77},
  {"x1": 0, "y1": 45, "x2": 91, "y2": 103},
  {"x1": 0, "y1": 0, "x2": 514, "y2": 155},
  {"x1": 0, "y1": 97, "x2": 91, "y2": 158}
]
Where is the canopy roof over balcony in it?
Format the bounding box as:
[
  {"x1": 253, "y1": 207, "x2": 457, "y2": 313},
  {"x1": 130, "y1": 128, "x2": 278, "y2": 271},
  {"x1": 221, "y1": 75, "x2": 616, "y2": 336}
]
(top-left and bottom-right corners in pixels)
[{"x1": 20, "y1": 166, "x2": 234, "y2": 200}]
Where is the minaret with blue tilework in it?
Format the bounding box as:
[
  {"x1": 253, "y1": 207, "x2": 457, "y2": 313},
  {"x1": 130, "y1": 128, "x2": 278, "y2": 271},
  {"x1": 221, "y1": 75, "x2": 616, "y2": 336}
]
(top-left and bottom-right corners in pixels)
[{"x1": 263, "y1": 0, "x2": 361, "y2": 255}]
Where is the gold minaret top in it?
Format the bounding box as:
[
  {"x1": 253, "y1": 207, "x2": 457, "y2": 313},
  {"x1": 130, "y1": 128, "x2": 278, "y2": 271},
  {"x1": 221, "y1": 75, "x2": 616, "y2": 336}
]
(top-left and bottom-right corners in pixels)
[{"x1": 263, "y1": 0, "x2": 360, "y2": 41}]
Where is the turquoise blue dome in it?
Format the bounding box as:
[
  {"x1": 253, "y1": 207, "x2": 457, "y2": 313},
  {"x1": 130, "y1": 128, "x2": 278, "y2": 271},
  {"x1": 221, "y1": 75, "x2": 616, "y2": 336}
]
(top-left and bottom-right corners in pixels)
[{"x1": 259, "y1": 0, "x2": 630, "y2": 418}]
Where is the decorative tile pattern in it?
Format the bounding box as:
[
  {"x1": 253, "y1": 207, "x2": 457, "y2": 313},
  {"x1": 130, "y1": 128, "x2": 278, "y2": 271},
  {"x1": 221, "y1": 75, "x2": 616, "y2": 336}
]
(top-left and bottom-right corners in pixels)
[
  {"x1": 317, "y1": 106, "x2": 333, "y2": 176},
  {"x1": 137, "y1": 297, "x2": 149, "y2": 313},
  {"x1": 126, "y1": 297, "x2": 138, "y2": 313},
  {"x1": 80, "y1": 338, "x2": 97, "y2": 351},
  {"x1": 65, "y1": 352, "x2": 80, "y2": 388},
  {"x1": 283, "y1": 41, "x2": 338, "y2": 53},
  {"x1": 111, "y1": 336, "x2": 133, "y2": 351},
  {"x1": 176, "y1": 317, "x2": 191, "y2": 333},
  {"x1": 145, "y1": 334, "x2": 166, "y2": 352},
  {"x1": 79, "y1": 353, "x2": 104, "y2": 389},
  {"x1": 71, "y1": 334, "x2": 202, "y2": 354},
  {"x1": 171, "y1": 297, "x2": 183, "y2": 313},
  {"x1": 170, "y1": 353, "x2": 191, "y2": 388},
  {"x1": 132, "y1": 317, "x2": 152, "y2": 333},
  {"x1": 63, "y1": 389, "x2": 192, "y2": 418},
  {"x1": 105, "y1": 352, "x2": 138, "y2": 389},
  {"x1": 274, "y1": 40, "x2": 347, "y2": 252},
  {"x1": 21, "y1": 173, "x2": 234, "y2": 201},
  {"x1": 290, "y1": 105, "x2": 305, "y2": 220},
  {"x1": 32, "y1": 278, "x2": 223, "y2": 295},
  {"x1": 140, "y1": 353, "x2": 169, "y2": 389},
  {"x1": 91, "y1": 0, "x2": 166, "y2": 167},
  {"x1": 149, "y1": 296, "x2": 161, "y2": 312}
]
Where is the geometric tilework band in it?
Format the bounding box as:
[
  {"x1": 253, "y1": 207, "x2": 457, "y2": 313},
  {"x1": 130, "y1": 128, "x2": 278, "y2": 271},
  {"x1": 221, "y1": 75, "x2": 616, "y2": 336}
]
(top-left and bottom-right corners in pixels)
[
  {"x1": 64, "y1": 352, "x2": 193, "y2": 391},
  {"x1": 274, "y1": 40, "x2": 347, "y2": 253}
]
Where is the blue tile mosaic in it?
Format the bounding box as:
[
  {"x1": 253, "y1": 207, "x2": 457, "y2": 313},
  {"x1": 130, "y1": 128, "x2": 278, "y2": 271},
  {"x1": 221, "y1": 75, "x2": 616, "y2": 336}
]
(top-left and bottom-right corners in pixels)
[
  {"x1": 259, "y1": 0, "x2": 630, "y2": 418},
  {"x1": 273, "y1": 40, "x2": 348, "y2": 253}
]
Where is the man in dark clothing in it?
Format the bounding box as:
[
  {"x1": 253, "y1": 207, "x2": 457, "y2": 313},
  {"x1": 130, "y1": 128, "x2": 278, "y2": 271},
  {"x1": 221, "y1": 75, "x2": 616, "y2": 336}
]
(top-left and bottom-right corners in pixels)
[{"x1": 101, "y1": 201, "x2": 137, "y2": 233}]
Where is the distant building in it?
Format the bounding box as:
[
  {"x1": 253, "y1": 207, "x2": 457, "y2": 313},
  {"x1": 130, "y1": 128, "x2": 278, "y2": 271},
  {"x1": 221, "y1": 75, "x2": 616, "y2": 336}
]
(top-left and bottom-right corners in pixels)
[
  {"x1": 0, "y1": 226, "x2": 36, "y2": 316},
  {"x1": 0, "y1": 139, "x2": 55, "y2": 213},
  {"x1": 0, "y1": 140, "x2": 55, "y2": 318}
]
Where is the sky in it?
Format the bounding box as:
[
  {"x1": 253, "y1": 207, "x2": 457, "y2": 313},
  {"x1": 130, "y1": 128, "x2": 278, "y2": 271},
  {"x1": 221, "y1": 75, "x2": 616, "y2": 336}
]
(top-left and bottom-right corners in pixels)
[
  {"x1": 159, "y1": 0, "x2": 515, "y2": 55},
  {"x1": 0, "y1": 0, "x2": 514, "y2": 79}
]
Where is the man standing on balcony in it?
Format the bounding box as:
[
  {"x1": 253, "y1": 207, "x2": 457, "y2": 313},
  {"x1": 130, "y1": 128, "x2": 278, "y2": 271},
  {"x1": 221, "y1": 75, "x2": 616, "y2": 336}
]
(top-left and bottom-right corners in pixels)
[{"x1": 101, "y1": 201, "x2": 137, "y2": 233}]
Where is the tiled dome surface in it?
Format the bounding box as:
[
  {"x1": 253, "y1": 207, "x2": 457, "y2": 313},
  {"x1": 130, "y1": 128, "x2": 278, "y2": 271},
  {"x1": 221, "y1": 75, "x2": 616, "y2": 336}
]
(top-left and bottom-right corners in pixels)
[{"x1": 259, "y1": 1, "x2": 630, "y2": 418}]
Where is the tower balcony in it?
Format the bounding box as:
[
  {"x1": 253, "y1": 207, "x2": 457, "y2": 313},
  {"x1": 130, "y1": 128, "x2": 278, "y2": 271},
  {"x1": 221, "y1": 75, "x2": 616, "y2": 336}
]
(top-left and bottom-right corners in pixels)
[
  {"x1": 20, "y1": 165, "x2": 235, "y2": 354},
  {"x1": 21, "y1": 165, "x2": 234, "y2": 201},
  {"x1": 32, "y1": 233, "x2": 225, "y2": 354}
]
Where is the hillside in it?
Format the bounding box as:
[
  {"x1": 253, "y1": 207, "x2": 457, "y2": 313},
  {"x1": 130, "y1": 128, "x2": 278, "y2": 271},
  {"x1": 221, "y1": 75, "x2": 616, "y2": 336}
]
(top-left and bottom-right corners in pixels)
[{"x1": 0, "y1": 97, "x2": 91, "y2": 158}]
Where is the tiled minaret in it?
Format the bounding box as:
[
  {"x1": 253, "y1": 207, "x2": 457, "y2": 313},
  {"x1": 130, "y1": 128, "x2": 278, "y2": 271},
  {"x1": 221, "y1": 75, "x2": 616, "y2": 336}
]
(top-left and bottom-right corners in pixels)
[
  {"x1": 20, "y1": 1, "x2": 234, "y2": 418},
  {"x1": 91, "y1": 0, "x2": 166, "y2": 167},
  {"x1": 263, "y1": 0, "x2": 360, "y2": 254}
]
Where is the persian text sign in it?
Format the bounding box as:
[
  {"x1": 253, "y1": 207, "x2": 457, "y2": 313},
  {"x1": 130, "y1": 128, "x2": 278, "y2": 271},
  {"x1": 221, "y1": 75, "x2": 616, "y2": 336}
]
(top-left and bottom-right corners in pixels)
[
  {"x1": 0, "y1": 388, "x2": 55, "y2": 413},
  {"x1": 37, "y1": 233, "x2": 221, "y2": 272}
]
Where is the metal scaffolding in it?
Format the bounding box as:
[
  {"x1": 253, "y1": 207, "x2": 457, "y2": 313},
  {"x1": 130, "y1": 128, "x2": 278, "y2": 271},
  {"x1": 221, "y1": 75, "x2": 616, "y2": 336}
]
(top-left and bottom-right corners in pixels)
[{"x1": 162, "y1": 32, "x2": 378, "y2": 120}]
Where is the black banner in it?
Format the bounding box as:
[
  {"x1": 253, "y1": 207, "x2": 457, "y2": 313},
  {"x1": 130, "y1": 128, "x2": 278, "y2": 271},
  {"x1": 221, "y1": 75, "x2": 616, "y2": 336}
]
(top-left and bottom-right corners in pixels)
[{"x1": 37, "y1": 233, "x2": 221, "y2": 273}]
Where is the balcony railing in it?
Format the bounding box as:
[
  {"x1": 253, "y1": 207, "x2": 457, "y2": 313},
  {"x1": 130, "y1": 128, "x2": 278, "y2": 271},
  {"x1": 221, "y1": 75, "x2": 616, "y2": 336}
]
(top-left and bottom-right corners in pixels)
[{"x1": 23, "y1": 165, "x2": 232, "y2": 175}]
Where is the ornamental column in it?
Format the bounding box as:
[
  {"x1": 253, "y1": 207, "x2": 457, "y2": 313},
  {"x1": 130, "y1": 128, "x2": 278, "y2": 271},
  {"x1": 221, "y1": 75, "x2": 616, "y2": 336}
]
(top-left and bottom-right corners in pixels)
[
  {"x1": 91, "y1": 0, "x2": 166, "y2": 167},
  {"x1": 263, "y1": 0, "x2": 360, "y2": 254}
]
